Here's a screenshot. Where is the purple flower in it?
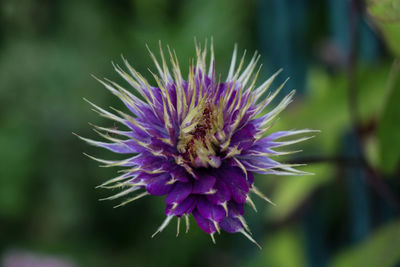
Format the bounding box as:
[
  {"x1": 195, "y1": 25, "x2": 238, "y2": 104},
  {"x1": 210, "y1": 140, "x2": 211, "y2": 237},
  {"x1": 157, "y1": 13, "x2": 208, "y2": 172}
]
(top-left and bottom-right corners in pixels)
[{"x1": 76, "y1": 41, "x2": 316, "y2": 248}]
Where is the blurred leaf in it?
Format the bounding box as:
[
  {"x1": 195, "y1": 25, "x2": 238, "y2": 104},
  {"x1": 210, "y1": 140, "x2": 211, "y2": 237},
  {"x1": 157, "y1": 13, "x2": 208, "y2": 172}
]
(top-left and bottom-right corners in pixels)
[
  {"x1": 378, "y1": 59, "x2": 400, "y2": 174},
  {"x1": 268, "y1": 164, "x2": 333, "y2": 222},
  {"x1": 367, "y1": 0, "x2": 400, "y2": 56},
  {"x1": 331, "y1": 219, "x2": 400, "y2": 267},
  {"x1": 364, "y1": 135, "x2": 380, "y2": 169},
  {"x1": 272, "y1": 65, "x2": 388, "y2": 155},
  {"x1": 243, "y1": 226, "x2": 306, "y2": 267},
  {"x1": 0, "y1": 114, "x2": 36, "y2": 219}
]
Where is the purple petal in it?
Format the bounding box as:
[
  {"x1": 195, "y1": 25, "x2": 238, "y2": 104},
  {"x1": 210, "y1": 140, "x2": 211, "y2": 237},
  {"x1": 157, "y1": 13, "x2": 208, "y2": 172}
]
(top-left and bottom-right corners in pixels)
[
  {"x1": 240, "y1": 156, "x2": 280, "y2": 170},
  {"x1": 247, "y1": 172, "x2": 254, "y2": 187},
  {"x1": 214, "y1": 83, "x2": 227, "y2": 104},
  {"x1": 165, "y1": 181, "x2": 192, "y2": 205},
  {"x1": 166, "y1": 195, "x2": 197, "y2": 216},
  {"x1": 230, "y1": 124, "x2": 257, "y2": 151},
  {"x1": 192, "y1": 174, "x2": 216, "y2": 194},
  {"x1": 219, "y1": 167, "x2": 249, "y2": 204},
  {"x1": 192, "y1": 209, "x2": 216, "y2": 234},
  {"x1": 170, "y1": 166, "x2": 190, "y2": 182},
  {"x1": 265, "y1": 130, "x2": 294, "y2": 140},
  {"x1": 219, "y1": 216, "x2": 243, "y2": 233},
  {"x1": 145, "y1": 174, "x2": 173, "y2": 195},
  {"x1": 132, "y1": 154, "x2": 168, "y2": 170},
  {"x1": 135, "y1": 104, "x2": 162, "y2": 127},
  {"x1": 197, "y1": 196, "x2": 226, "y2": 222},
  {"x1": 85, "y1": 140, "x2": 136, "y2": 154},
  {"x1": 149, "y1": 137, "x2": 177, "y2": 154},
  {"x1": 246, "y1": 131, "x2": 294, "y2": 153},
  {"x1": 228, "y1": 201, "x2": 245, "y2": 216},
  {"x1": 136, "y1": 172, "x2": 156, "y2": 184},
  {"x1": 206, "y1": 179, "x2": 231, "y2": 205}
]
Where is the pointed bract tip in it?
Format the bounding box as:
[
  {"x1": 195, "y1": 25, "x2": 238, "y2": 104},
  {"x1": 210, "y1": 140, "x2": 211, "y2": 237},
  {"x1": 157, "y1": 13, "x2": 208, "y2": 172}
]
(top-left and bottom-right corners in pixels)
[
  {"x1": 90, "y1": 73, "x2": 100, "y2": 80},
  {"x1": 251, "y1": 186, "x2": 276, "y2": 206},
  {"x1": 113, "y1": 192, "x2": 149, "y2": 208},
  {"x1": 183, "y1": 214, "x2": 190, "y2": 233},
  {"x1": 176, "y1": 217, "x2": 181, "y2": 237},
  {"x1": 210, "y1": 233, "x2": 216, "y2": 244},
  {"x1": 246, "y1": 196, "x2": 258, "y2": 212},
  {"x1": 239, "y1": 230, "x2": 262, "y2": 249},
  {"x1": 239, "y1": 229, "x2": 262, "y2": 249},
  {"x1": 151, "y1": 216, "x2": 174, "y2": 238}
]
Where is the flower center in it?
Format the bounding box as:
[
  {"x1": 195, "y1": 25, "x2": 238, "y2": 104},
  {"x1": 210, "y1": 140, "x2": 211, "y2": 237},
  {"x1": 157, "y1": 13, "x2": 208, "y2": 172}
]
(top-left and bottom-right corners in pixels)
[{"x1": 177, "y1": 104, "x2": 222, "y2": 168}]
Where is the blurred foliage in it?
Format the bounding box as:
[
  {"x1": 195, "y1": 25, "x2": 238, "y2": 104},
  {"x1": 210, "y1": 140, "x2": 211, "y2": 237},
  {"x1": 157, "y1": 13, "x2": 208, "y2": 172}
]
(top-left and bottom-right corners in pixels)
[
  {"x1": 367, "y1": 0, "x2": 400, "y2": 174},
  {"x1": 0, "y1": 0, "x2": 399, "y2": 267},
  {"x1": 243, "y1": 226, "x2": 307, "y2": 267},
  {"x1": 377, "y1": 60, "x2": 400, "y2": 173},
  {"x1": 368, "y1": 0, "x2": 400, "y2": 56},
  {"x1": 268, "y1": 164, "x2": 333, "y2": 222},
  {"x1": 332, "y1": 219, "x2": 400, "y2": 267}
]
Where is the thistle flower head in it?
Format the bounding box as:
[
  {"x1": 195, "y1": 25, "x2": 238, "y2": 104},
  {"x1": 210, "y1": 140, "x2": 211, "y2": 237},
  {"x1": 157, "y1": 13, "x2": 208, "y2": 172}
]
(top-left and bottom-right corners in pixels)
[{"x1": 77, "y1": 40, "x2": 316, "y2": 247}]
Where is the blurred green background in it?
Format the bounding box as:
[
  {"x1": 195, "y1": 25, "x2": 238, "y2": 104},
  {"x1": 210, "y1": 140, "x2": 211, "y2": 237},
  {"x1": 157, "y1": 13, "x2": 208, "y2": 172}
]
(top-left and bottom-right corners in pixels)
[{"x1": 1, "y1": 0, "x2": 399, "y2": 266}]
